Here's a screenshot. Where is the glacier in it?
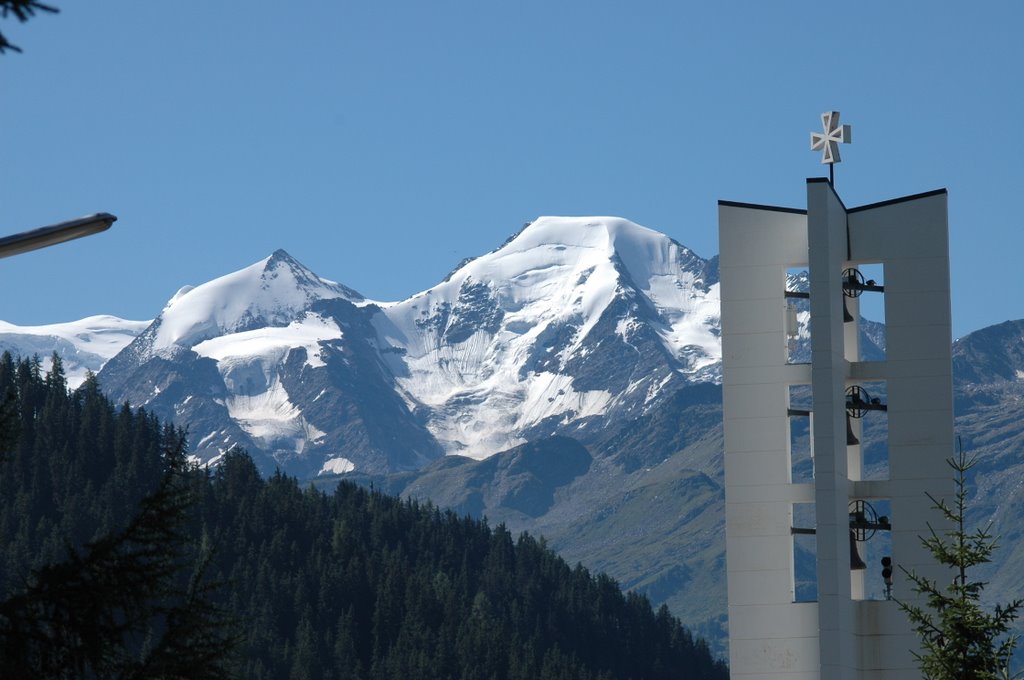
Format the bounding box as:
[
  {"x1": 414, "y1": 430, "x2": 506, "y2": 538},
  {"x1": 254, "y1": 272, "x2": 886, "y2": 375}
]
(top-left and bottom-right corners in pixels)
[
  {"x1": 2, "y1": 217, "x2": 722, "y2": 473},
  {"x1": 0, "y1": 315, "x2": 150, "y2": 389}
]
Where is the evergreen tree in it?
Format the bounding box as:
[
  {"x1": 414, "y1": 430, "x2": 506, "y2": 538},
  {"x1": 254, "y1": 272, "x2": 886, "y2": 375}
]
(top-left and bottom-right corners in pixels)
[
  {"x1": 0, "y1": 0, "x2": 58, "y2": 53},
  {"x1": 0, "y1": 355, "x2": 238, "y2": 679},
  {"x1": 0, "y1": 352, "x2": 729, "y2": 679},
  {"x1": 898, "y1": 444, "x2": 1022, "y2": 680},
  {"x1": 0, "y1": 358, "x2": 17, "y2": 463}
]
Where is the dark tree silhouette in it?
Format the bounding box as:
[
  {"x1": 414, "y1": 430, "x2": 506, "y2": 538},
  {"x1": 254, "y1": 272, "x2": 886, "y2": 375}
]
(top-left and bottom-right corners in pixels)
[
  {"x1": 0, "y1": 353, "x2": 728, "y2": 678},
  {"x1": 0, "y1": 447, "x2": 237, "y2": 678},
  {"x1": 0, "y1": 354, "x2": 238, "y2": 679},
  {"x1": 0, "y1": 0, "x2": 58, "y2": 53}
]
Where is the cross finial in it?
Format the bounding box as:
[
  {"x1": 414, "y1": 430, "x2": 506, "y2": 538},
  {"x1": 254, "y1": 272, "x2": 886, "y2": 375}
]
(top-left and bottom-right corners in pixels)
[{"x1": 810, "y1": 111, "x2": 852, "y2": 164}]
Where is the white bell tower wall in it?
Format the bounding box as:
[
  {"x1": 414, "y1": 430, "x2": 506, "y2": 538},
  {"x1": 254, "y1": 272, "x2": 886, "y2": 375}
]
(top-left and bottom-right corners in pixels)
[{"x1": 720, "y1": 180, "x2": 952, "y2": 680}]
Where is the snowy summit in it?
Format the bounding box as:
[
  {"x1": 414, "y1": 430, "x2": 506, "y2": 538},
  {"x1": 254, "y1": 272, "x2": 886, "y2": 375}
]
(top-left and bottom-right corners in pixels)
[
  {"x1": 16, "y1": 218, "x2": 722, "y2": 476},
  {"x1": 152, "y1": 249, "x2": 362, "y2": 352},
  {"x1": 374, "y1": 216, "x2": 721, "y2": 458}
]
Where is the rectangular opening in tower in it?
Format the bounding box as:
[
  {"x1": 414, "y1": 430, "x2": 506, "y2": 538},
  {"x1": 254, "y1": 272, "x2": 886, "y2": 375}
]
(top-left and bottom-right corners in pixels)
[
  {"x1": 847, "y1": 379, "x2": 889, "y2": 481},
  {"x1": 788, "y1": 384, "x2": 813, "y2": 483},
  {"x1": 845, "y1": 263, "x2": 886, "y2": 361},
  {"x1": 792, "y1": 501, "x2": 817, "y2": 602},
  {"x1": 785, "y1": 267, "x2": 810, "y2": 365},
  {"x1": 850, "y1": 497, "x2": 892, "y2": 601}
]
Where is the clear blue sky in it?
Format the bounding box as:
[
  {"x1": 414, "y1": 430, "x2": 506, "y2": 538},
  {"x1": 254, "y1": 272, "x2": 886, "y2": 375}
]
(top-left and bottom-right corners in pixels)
[{"x1": 0, "y1": 1, "x2": 1019, "y2": 338}]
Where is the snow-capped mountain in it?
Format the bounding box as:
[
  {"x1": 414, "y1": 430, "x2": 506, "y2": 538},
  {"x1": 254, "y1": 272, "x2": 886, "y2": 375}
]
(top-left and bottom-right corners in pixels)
[
  {"x1": 374, "y1": 216, "x2": 721, "y2": 459},
  {"x1": 3, "y1": 221, "x2": 731, "y2": 648},
  {"x1": 98, "y1": 249, "x2": 442, "y2": 476},
  {"x1": 91, "y1": 218, "x2": 722, "y2": 477},
  {"x1": 148, "y1": 248, "x2": 364, "y2": 353},
  {"x1": 0, "y1": 315, "x2": 149, "y2": 388}
]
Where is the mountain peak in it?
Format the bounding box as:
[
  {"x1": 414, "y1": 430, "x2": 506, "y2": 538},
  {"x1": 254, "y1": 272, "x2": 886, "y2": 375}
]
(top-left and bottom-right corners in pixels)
[
  {"x1": 375, "y1": 216, "x2": 722, "y2": 458},
  {"x1": 151, "y1": 251, "x2": 361, "y2": 351},
  {"x1": 509, "y1": 215, "x2": 656, "y2": 250},
  {"x1": 427, "y1": 216, "x2": 713, "y2": 316}
]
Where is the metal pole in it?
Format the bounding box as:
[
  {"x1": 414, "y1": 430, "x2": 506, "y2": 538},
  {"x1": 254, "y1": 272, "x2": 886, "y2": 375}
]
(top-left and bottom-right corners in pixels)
[{"x1": 0, "y1": 213, "x2": 116, "y2": 259}]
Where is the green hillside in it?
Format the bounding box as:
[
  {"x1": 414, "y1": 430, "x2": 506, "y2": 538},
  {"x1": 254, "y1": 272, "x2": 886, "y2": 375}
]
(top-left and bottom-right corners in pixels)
[{"x1": 0, "y1": 353, "x2": 727, "y2": 679}]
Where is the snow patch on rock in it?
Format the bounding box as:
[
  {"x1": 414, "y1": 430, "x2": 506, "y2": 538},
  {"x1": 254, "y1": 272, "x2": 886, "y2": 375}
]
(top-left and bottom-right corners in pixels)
[
  {"x1": 320, "y1": 457, "x2": 356, "y2": 475},
  {"x1": 224, "y1": 378, "x2": 326, "y2": 454},
  {"x1": 192, "y1": 313, "x2": 342, "y2": 371}
]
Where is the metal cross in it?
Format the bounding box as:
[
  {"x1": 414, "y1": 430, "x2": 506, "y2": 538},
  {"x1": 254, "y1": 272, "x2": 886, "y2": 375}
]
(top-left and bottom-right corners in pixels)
[{"x1": 810, "y1": 111, "x2": 851, "y2": 183}]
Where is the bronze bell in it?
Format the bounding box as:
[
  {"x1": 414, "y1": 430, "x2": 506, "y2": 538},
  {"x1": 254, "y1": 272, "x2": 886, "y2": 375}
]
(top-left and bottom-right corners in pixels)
[
  {"x1": 850, "y1": 531, "x2": 867, "y2": 570},
  {"x1": 846, "y1": 414, "x2": 860, "y2": 446},
  {"x1": 843, "y1": 297, "x2": 854, "y2": 323}
]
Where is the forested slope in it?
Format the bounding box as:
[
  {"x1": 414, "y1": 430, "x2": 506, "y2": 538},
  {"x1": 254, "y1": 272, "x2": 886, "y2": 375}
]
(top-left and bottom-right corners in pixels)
[{"x1": 0, "y1": 353, "x2": 727, "y2": 680}]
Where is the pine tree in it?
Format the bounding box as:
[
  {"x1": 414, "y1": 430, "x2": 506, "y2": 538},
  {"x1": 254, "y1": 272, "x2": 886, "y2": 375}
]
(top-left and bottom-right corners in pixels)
[
  {"x1": 0, "y1": 354, "x2": 729, "y2": 679},
  {"x1": 0, "y1": 434, "x2": 238, "y2": 678},
  {"x1": 0, "y1": 0, "x2": 58, "y2": 53},
  {"x1": 898, "y1": 443, "x2": 1022, "y2": 680},
  {"x1": 0, "y1": 361, "x2": 238, "y2": 679}
]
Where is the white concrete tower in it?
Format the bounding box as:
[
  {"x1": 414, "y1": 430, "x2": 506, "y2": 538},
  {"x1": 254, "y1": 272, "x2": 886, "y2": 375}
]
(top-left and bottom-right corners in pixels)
[{"x1": 719, "y1": 176, "x2": 953, "y2": 679}]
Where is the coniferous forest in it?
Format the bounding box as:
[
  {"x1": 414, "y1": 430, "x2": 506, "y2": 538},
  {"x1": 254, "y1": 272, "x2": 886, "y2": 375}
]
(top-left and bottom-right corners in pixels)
[{"x1": 0, "y1": 353, "x2": 729, "y2": 679}]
